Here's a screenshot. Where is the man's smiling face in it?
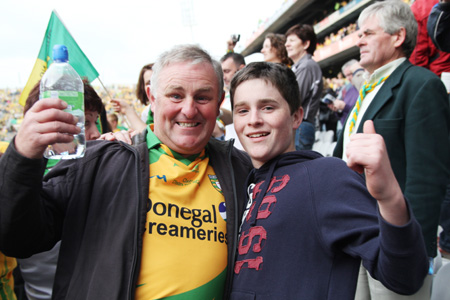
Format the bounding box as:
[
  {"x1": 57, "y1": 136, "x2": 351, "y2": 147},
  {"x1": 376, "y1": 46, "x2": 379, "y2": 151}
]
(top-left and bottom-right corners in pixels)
[{"x1": 150, "y1": 61, "x2": 221, "y2": 156}]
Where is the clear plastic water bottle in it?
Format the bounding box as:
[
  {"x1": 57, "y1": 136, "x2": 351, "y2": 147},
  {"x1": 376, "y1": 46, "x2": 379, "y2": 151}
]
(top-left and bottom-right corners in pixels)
[{"x1": 40, "y1": 44, "x2": 85, "y2": 159}]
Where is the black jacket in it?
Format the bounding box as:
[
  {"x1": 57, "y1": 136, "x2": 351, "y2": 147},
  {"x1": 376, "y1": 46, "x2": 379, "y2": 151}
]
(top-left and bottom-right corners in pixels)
[
  {"x1": 427, "y1": 1, "x2": 450, "y2": 52},
  {"x1": 0, "y1": 133, "x2": 252, "y2": 299}
]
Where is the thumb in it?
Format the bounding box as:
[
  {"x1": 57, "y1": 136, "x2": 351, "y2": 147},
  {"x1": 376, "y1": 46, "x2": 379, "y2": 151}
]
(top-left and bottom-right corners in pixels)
[{"x1": 363, "y1": 120, "x2": 376, "y2": 134}]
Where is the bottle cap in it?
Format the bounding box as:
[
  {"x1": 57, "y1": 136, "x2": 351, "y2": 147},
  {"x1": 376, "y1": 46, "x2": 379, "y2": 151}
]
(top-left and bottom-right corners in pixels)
[{"x1": 52, "y1": 44, "x2": 69, "y2": 62}]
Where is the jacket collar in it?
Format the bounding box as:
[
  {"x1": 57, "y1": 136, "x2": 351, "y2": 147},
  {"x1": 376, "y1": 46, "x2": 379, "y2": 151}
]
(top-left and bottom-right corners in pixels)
[{"x1": 357, "y1": 60, "x2": 413, "y2": 132}]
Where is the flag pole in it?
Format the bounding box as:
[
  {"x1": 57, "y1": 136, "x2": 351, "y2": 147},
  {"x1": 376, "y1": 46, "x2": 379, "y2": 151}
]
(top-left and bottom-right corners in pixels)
[
  {"x1": 96, "y1": 76, "x2": 113, "y2": 101},
  {"x1": 96, "y1": 76, "x2": 131, "y2": 129}
]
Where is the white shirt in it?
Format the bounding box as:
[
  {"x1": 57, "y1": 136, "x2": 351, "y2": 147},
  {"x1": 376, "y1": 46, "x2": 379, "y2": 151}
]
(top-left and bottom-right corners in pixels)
[{"x1": 342, "y1": 58, "x2": 406, "y2": 161}]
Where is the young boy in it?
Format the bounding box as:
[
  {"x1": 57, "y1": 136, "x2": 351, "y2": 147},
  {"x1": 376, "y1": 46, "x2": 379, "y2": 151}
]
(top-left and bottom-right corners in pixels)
[{"x1": 229, "y1": 62, "x2": 428, "y2": 299}]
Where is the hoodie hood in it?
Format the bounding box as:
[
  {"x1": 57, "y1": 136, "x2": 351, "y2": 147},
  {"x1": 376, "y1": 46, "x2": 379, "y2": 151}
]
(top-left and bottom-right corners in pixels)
[{"x1": 260, "y1": 150, "x2": 323, "y2": 170}]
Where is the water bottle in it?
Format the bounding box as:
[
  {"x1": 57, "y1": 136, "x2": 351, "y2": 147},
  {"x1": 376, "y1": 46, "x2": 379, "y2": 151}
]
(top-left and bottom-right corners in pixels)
[{"x1": 40, "y1": 44, "x2": 85, "y2": 159}]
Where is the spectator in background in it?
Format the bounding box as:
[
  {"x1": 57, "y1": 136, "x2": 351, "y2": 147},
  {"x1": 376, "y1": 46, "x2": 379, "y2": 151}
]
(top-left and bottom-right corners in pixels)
[
  {"x1": 136, "y1": 63, "x2": 154, "y2": 124},
  {"x1": 226, "y1": 34, "x2": 240, "y2": 53},
  {"x1": 221, "y1": 53, "x2": 246, "y2": 93},
  {"x1": 333, "y1": 1, "x2": 449, "y2": 299},
  {"x1": 261, "y1": 33, "x2": 293, "y2": 66},
  {"x1": 107, "y1": 113, "x2": 121, "y2": 133},
  {"x1": 351, "y1": 64, "x2": 366, "y2": 91},
  {"x1": 213, "y1": 52, "x2": 246, "y2": 141},
  {"x1": 285, "y1": 24, "x2": 323, "y2": 150},
  {"x1": 331, "y1": 72, "x2": 346, "y2": 92},
  {"x1": 328, "y1": 59, "x2": 363, "y2": 137},
  {"x1": 427, "y1": 0, "x2": 450, "y2": 261},
  {"x1": 112, "y1": 63, "x2": 153, "y2": 132},
  {"x1": 409, "y1": 0, "x2": 450, "y2": 76},
  {"x1": 427, "y1": 0, "x2": 450, "y2": 52},
  {"x1": 318, "y1": 77, "x2": 339, "y2": 138}
]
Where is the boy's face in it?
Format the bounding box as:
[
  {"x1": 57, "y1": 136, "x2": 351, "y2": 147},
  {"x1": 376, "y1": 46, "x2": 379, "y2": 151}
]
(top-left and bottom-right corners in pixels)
[{"x1": 233, "y1": 79, "x2": 303, "y2": 168}]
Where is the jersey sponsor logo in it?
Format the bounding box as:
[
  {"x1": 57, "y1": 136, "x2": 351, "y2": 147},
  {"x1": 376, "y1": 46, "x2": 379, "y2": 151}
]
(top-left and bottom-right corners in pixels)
[{"x1": 146, "y1": 199, "x2": 227, "y2": 244}]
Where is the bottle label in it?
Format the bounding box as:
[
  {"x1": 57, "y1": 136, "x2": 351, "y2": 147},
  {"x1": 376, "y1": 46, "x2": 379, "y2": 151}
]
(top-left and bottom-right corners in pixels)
[{"x1": 42, "y1": 91, "x2": 84, "y2": 112}]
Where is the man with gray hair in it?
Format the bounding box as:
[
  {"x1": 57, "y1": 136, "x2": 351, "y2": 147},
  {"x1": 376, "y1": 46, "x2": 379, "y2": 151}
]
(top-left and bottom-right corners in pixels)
[
  {"x1": 328, "y1": 59, "x2": 364, "y2": 129},
  {"x1": 333, "y1": 1, "x2": 450, "y2": 299},
  {"x1": 0, "y1": 44, "x2": 252, "y2": 299}
]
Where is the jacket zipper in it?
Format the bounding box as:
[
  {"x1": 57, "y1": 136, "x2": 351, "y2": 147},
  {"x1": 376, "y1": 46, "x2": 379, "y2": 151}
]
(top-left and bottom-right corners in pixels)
[
  {"x1": 226, "y1": 139, "x2": 239, "y2": 299},
  {"x1": 122, "y1": 142, "x2": 142, "y2": 300}
]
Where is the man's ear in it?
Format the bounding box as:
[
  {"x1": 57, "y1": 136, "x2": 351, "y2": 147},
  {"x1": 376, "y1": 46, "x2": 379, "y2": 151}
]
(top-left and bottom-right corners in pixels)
[
  {"x1": 239, "y1": 64, "x2": 245, "y2": 70},
  {"x1": 393, "y1": 27, "x2": 406, "y2": 49},
  {"x1": 217, "y1": 92, "x2": 225, "y2": 115},
  {"x1": 149, "y1": 88, "x2": 156, "y2": 113}
]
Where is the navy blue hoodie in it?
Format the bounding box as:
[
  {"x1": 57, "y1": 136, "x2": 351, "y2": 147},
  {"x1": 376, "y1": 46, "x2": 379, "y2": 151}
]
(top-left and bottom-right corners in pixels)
[{"x1": 231, "y1": 151, "x2": 428, "y2": 299}]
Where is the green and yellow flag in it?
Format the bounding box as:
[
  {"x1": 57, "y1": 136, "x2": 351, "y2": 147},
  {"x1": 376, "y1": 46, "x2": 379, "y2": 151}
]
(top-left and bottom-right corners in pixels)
[{"x1": 19, "y1": 10, "x2": 99, "y2": 106}]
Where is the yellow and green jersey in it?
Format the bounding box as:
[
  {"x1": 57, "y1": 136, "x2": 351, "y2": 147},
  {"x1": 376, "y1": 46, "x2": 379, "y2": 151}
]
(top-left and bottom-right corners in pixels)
[
  {"x1": 0, "y1": 142, "x2": 9, "y2": 154},
  {"x1": 135, "y1": 125, "x2": 227, "y2": 300},
  {"x1": 0, "y1": 252, "x2": 17, "y2": 300}
]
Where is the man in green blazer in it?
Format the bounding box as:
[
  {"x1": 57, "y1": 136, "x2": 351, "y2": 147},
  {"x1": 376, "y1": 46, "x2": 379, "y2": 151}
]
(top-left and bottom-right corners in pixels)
[{"x1": 333, "y1": 1, "x2": 450, "y2": 299}]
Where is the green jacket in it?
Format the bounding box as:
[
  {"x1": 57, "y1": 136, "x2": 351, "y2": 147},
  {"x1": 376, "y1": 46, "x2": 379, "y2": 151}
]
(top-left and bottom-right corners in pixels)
[{"x1": 334, "y1": 60, "x2": 450, "y2": 257}]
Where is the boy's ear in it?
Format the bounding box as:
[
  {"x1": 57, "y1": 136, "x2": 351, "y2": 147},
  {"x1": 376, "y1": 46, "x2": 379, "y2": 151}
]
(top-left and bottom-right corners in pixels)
[{"x1": 293, "y1": 107, "x2": 304, "y2": 129}]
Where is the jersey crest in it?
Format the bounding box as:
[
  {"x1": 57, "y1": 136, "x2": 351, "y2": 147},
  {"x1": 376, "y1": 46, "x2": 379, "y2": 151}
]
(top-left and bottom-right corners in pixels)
[{"x1": 209, "y1": 175, "x2": 223, "y2": 195}]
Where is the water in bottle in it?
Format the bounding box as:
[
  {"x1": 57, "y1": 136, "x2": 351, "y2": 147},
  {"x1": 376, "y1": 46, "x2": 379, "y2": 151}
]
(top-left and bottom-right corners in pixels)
[{"x1": 40, "y1": 44, "x2": 85, "y2": 159}]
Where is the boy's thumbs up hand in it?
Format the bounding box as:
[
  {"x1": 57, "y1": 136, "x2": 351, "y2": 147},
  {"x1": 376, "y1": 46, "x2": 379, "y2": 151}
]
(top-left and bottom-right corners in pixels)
[
  {"x1": 346, "y1": 121, "x2": 407, "y2": 225},
  {"x1": 346, "y1": 120, "x2": 385, "y2": 175},
  {"x1": 362, "y1": 119, "x2": 376, "y2": 134},
  {"x1": 345, "y1": 120, "x2": 378, "y2": 174}
]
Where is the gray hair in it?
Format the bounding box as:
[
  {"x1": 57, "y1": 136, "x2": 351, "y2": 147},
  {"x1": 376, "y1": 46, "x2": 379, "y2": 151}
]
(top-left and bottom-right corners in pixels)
[
  {"x1": 358, "y1": 0, "x2": 417, "y2": 58},
  {"x1": 150, "y1": 44, "x2": 224, "y2": 100},
  {"x1": 341, "y1": 59, "x2": 359, "y2": 74}
]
